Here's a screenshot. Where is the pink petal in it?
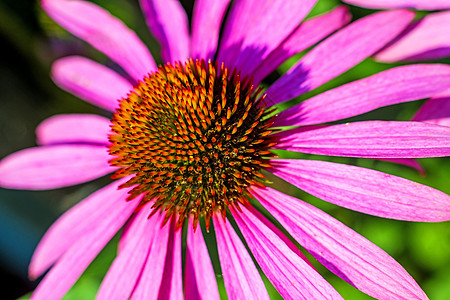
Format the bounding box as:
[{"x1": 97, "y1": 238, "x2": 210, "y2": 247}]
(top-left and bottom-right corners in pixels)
[
  {"x1": 117, "y1": 211, "x2": 138, "y2": 254},
  {"x1": 376, "y1": 11, "x2": 450, "y2": 62},
  {"x1": 116, "y1": 198, "x2": 154, "y2": 254},
  {"x1": 30, "y1": 182, "x2": 138, "y2": 300},
  {"x1": 191, "y1": 0, "x2": 231, "y2": 60},
  {"x1": 342, "y1": 0, "x2": 450, "y2": 10},
  {"x1": 413, "y1": 91, "x2": 450, "y2": 126},
  {"x1": 266, "y1": 10, "x2": 415, "y2": 105},
  {"x1": 217, "y1": 0, "x2": 318, "y2": 78},
  {"x1": 28, "y1": 178, "x2": 132, "y2": 279},
  {"x1": 213, "y1": 215, "x2": 270, "y2": 300},
  {"x1": 232, "y1": 205, "x2": 343, "y2": 300},
  {"x1": 274, "y1": 64, "x2": 450, "y2": 127},
  {"x1": 157, "y1": 220, "x2": 183, "y2": 300},
  {"x1": 270, "y1": 159, "x2": 450, "y2": 222},
  {"x1": 0, "y1": 145, "x2": 115, "y2": 190},
  {"x1": 253, "y1": 6, "x2": 351, "y2": 85},
  {"x1": 233, "y1": 203, "x2": 314, "y2": 269},
  {"x1": 42, "y1": 0, "x2": 156, "y2": 80},
  {"x1": 96, "y1": 208, "x2": 156, "y2": 300},
  {"x1": 51, "y1": 56, "x2": 133, "y2": 112},
  {"x1": 139, "y1": 0, "x2": 190, "y2": 63},
  {"x1": 130, "y1": 213, "x2": 170, "y2": 299},
  {"x1": 273, "y1": 121, "x2": 450, "y2": 158},
  {"x1": 36, "y1": 114, "x2": 110, "y2": 145},
  {"x1": 185, "y1": 218, "x2": 220, "y2": 300},
  {"x1": 251, "y1": 186, "x2": 428, "y2": 300}
]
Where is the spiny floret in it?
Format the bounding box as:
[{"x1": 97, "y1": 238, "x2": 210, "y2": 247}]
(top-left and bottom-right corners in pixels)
[{"x1": 109, "y1": 59, "x2": 278, "y2": 230}]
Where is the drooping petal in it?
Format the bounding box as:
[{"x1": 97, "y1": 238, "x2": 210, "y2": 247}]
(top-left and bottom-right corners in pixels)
[
  {"x1": 139, "y1": 0, "x2": 190, "y2": 63},
  {"x1": 413, "y1": 91, "x2": 450, "y2": 126},
  {"x1": 273, "y1": 121, "x2": 450, "y2": 158},
  {"x1": 253, "y1": 6, "x2": 351, "y2": 84},
  {"x1": 51, "y1": 56, "x2": 133, "y2": 112},
  {"x1": 0, "y1": 145, "x2": 115, "y2": 190},
  {"x1": 376, "y1": 11, "x2": 450, "y2": 62},
  {"x1": 191, "y1": 0, "x2": 231, "y2": 60},
  {"x1": 270, "y1": 159, "x2": 450, "y2": 222},
  {"x1": 185, "y1": 218, "x2": 220, "y2": 300},
  {"x1": 266, "y1": 9, "x2": 415, "y2": 105},
  {"x1": 274, "y1": 64, "x2": 450, "y2": 127},
  {"x1": 36, "y1": 114, "x2": 110, "y2": 145},
  {"x1": 42, "y1": 0, "x2": 156, "y2": 80},
  {"x1": 28, "y1": 178, "x2": 132, "y2": 279},
  {"x1": 217, "y1": 0, "x2": 318, "y2": 78},
  {"x1": 213, "y1": 215, "x2": 270, "y2": 300},
  {"x1": 342, "y1": 0, "x2": 450, "y2": 10},
  {"x1": 30, "y1": 182, "x2": 138, "y2": 300},
  {"x1": 251, "y1": 186, "x2": 428, "y2": 300},
  {"x1": 157, "y1": 220, "x2": 183, "y2": 300},
  {"x1": 96, "y1": 208, "x2": 156, "y2": 300},
  {"x1": 130, "y1": 213, "x2": 170, "y2": 299},
  {"x1": 232, "y1": 205, "x2": 343, "y2": 300}
]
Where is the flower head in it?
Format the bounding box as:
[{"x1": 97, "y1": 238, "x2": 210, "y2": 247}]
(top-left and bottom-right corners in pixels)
[
  {"x1": 1, "y1": 0, "x2": 450, "y2": 299},
  {"x1": 109, "y1": 59, "x2": 278, "y2": 228}
]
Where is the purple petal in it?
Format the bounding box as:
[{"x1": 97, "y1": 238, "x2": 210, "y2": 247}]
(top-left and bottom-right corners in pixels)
[
  {"x1": 232, "y1": 205, "x2": 343, "y2": 300},
  {"x1": 342, "y1": 0, "x2": 450, "y2": 10},
  {"x1": 275, "y1": 64, "x2": 450, "y2": 127},
  {"x1": 139, "y1": 0, "x2": 190, "y2": 63},
  {"x1": 157, "y1": 220, "x2": 183, "y2": 300},
  {"x1": 30, "y1": 181, "x2": 138, "y2": 300},
  {"x1": 191, "y1": 0, "x2": 231, "y2": 60},
  {"x1": 130, "y1": 213, "x2": 170, "y2": 299},
  {"x1": 413, "y1": 91, "x2": 450, "y2": 127},
  {"x1": 36, "y1": 114, "x2": 110, "y2": 145},
  {"x1": 376, "y1": 11, "x2": 450, "y2": 62},
  {"x1": 273, "y1": 121, "x2": 450, "y2": 158},
  {"x1": 28, "y1": 178, "x2": 133, "y2": 279},
  {"x1": 266, "y1": 10, "x2": 414, "y2": 105},
  {"x1": 42, "y1": 0, "x2": 156, "y2": 80},
  {"x1": 270, "y1": 159, "x2": 450, "y2": 222},
  {"x1": 251, "y1": 186, "x2": 428, "y2": 300},
  {"x1": 213, "y1": 215, "x2": 270, "y2": 300},
  {"x1": 253, "y1": 6, "x2": 351, "y2": 85},
  {"x1": 51, "y1": 56, "x2": 133, "y2": 112},
  {"x1": 233, "y1": 202, "x2": 314, "y2": 268},
  {"x1": 185, "y1": 218, "x2": 220, "y2": 300},
  {"x1": 0, "y1": 145, "x2": 115, "y2": 190},
  {"x1": 217, "y1": 0, "x2": 317, "y2": 78},
  {"x1": 96, "y1": 208, "x2": 156, "y2": 300}
]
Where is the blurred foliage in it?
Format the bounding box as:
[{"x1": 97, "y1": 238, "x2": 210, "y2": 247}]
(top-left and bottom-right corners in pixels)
[{"x1": 0, "y1": 0, "x2": 449, "y2": 299}]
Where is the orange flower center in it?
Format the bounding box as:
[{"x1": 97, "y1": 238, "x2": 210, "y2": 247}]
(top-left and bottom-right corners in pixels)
[{"x1": 109, "y1": 59, "x2": 278, "y2": 229}]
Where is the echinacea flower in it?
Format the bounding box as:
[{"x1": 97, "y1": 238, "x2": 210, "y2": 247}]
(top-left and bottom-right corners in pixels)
[{"x1": 2, "y1": 0, "x2": 450, "y2": 299}]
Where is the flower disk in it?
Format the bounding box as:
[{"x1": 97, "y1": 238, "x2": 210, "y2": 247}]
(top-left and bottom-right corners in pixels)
[{"x1": 109, "y1": 59, "x2": 278, "y2": 229}]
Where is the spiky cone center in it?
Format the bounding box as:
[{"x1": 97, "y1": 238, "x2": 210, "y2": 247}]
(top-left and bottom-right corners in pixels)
[{"x1": 109, "y1": 59, "x2": 278, "y2": 230}]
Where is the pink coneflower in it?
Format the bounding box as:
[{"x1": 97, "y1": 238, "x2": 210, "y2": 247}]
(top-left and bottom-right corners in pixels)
[{"x1": 1, "y1": 0, "x2": 450, "y2": 299}]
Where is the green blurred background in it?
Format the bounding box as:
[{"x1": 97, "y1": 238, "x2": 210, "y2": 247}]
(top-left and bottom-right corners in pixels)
[{"x1": 0, "y1": 0, "x2": 449, "y2": 299}]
